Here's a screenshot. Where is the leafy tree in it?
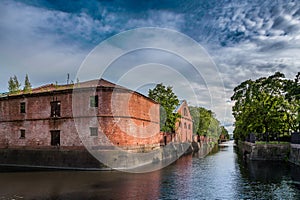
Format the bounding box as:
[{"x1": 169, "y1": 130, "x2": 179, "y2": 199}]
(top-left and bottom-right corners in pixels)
[
  {"x1": 189, "y1": 106, "x2": 224, "y2": 140},
  {"x1": 220, "y1": 126, "x2": 230, "y2": 140},
  {"x1": 285, "y1": 72, "x2": 300, "y2": 131},
  {"x1": 148, "y1": 83, "x2": 180, "y2": 132},
  {"x1": 23, "y1": 74, "x2": 32, "y2": 93},
  {"x1": 231, "y1": 72, "x2": 298, "y2": 142},
  {"x1": 8, "y1": 75, "x2": 21, "y2": 94},
  {"x1": 190, "y1": 106, "x2": 212, "y2": 136}
]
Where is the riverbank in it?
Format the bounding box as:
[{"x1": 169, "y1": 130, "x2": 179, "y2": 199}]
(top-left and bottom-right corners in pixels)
[
  {"x1": 0, "y1": 141, "x2": 216, "y2": 171},
  {"x1": 1, "y1": 140, "x2": 299, "y2": 199},
  {"x1": 237, "y1": 141, "x2": 300, "y2": 166}
]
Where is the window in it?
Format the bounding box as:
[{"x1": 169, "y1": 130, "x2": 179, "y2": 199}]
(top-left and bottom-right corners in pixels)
[
  {"x1": 188, "y1": 124, "x2": 191, "y2": 130},
  {"x1": 90, "y1": 127, "x2": 98, "y2": 136},
  {"x1": 90, "y1": 95, "x2": 98, "y2": 107},
  {"x1": 184, "y1": 108, "x2": 188, "y2": 116},
  {"x1": 20, "y1": 129, "x2": 25, "y2": 139},
  {"x1": 179, "y1": 122, "x2": 181, "y2": 127},
  {"x1": 184, "y1": 122, "x2": 187, "y2": 129},
  {"x1": 51, "y1": 101, "x2": 61, "y2": 117},
  {"x1": 50, "y1": 130, "x2": 60, "y2": 146},
  {"x1": 20, "y1": 102, "x2": 26, "y2": 113}
]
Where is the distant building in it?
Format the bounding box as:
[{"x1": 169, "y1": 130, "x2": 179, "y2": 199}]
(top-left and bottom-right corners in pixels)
[
  {"x1": 174, "y1": 100, "x2": 193, "y2": 142},
  {"x1": 0, "y1": 79, "x2": 161, "y2": 150}
]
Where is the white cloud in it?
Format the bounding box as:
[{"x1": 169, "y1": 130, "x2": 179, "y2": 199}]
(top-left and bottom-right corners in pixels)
[
  {"x1": 1, "y1": 0, "x2": 300, "y2": 134},
  {"x1": 0, "y1": 0, "x2": 185, "y2": 91}
]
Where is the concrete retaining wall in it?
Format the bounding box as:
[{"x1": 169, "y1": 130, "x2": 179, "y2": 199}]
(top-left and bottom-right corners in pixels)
[
  {"x1": 238, "y1": 141, "x2": 290, "y2": 161},
  {"x1": 0, "y1": 148, "x2": 106, "y2": 170},
  {"x1": 289, "y1": 144, "x2": 300, "y2": 165},
  {"x1": 0, "y1": 141, "x2": 215, "y2": 170}
]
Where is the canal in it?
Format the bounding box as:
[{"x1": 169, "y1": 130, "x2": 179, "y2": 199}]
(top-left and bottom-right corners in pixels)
[{"x1": 1, "y1": 141, "x2": 300, "y2": 199}]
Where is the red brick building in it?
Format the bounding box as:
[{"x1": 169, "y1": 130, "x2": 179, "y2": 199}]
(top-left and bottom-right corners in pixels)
[
  {"x1": 174, "y1": 100, "x2": 193, "y2": 142},
  {"x1": 0, "y1": 79, "x2": 161, "y2": 150}
]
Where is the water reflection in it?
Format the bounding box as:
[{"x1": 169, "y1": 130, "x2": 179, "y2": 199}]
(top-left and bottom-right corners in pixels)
[
  {"x1": 235, "y1": 145, "x2": 300, "y2": 199},
  {"x1": 0, "y1": 170, "x2": 164, "y2": 199},
  {"x1": 0, "y1": 141, "x2": 300, "y2": 199}
]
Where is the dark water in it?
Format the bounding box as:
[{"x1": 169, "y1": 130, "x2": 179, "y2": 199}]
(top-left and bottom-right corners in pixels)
[{"x1": 1, "y1": 141, "x2": 300, "y2": 199}]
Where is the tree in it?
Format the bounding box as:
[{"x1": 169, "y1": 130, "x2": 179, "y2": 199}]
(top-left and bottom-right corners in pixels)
[
  {"x1": 220, "y1": 126, "x2": 230, "y2": 140},
  {"x1": 23, "y1": 74, "x2": 32, "y2": 93},
  {"x1": 189, "y1": 106, "x2": 224, "y2": 140},
  {"x1": 8, "y1": 75, "x2": 21, "y2": 94},
  {"x1": 231, "y1": 72, "x2": 298, "y2": 142},
  {"x1": 190, "y1": 106, "x2": 212, "y2": 136},
  {"x1": 285, "y1": 72, "x2": 300, "y2": 131},
  {"x1": 148, "y1": 83, "x2": 180, "y2": 132}
]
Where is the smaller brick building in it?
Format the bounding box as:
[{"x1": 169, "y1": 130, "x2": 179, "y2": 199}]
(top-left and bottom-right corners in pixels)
[{"x1": 174, "y1": 100, "x2": 193, "y2": 142}]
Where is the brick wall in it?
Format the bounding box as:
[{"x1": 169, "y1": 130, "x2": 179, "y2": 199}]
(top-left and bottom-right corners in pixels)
[
  {"x1": 0, "y1": 85, "x2": 161, "y2": 149},
  {"x1": 175, "y1": 101, "x2": 193, "y2": 142}
]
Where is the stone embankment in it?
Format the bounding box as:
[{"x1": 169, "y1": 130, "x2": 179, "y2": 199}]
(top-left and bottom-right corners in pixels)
[
  {"x1": 238, "y1": 141, "x2": 300, "y2": 166},
  {"x1": 0, "y1": 141, "x2": 215, "y2": 170}
]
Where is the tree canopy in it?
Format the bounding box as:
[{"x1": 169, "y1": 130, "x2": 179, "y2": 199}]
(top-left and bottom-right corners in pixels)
[
  {"x1": 23, "y1": 74, "x2": 32, "y2": 93},
  {"x1": 220, "y1": 126, "x2": 230, "y2": 140},
  {"x1": 8, "y1": 74, "x2": 32, "y2": 95},
  {"x1": 231, "y1": 71, "x2": 300, "y2": 142},
  {"x1": 148, "y1": 83, "x2": 180, "y2": 133},
  {"x1": 8, "y1": 75, "x2": 21, "y2": 94},
  {"x1": 189, "y1": 106, "x2": 224, "y2": 140}
]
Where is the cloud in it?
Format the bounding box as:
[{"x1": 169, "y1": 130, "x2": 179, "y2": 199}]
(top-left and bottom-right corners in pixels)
[
  {"x1": 1, "y1": 0, "x2": 300, "y2": 133},
  {"x1": 0, "y1": 0, "x2": 185, "y2": 90}
]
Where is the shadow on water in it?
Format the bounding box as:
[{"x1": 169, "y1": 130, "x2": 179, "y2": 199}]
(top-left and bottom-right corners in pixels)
[
  {"x1": 1, "y1": 141, "x2": 300, "y2": 199},
  {"x1": 234, "y1": 145, "x2": 300, "y2": 199},
  {"x1": 235, "y1": 146, "x2": 292, "y2": 182}
]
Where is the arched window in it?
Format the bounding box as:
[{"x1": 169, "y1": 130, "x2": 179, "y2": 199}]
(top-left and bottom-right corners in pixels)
[
  {"x1": 184, "y1": 108, "x2": 188, "y2": 116},
  {"x1": 184, "y1": 122, "x2": 187, "y2": 129},
  {"x1": 188, "y1": 124, "x2": 191, "y2": 130}
]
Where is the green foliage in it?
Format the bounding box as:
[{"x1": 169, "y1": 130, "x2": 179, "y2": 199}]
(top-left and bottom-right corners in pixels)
[
  {"x1": 231, "y1": 71, "x2": 300, "y2": 142},
  {"x1": 189, "y1": 106, "x2": 224, "y2": 140},
  {"x1": 23, "y1": 74, "x2": 32, "y2": 93},
  {"x1": 285, "y1": 72, "x2": 300, "y2": 131},
  {"x1": 221, "y1": 126, "x2": 230, "y2": 140},
  {"x1": 8, "y1": 75, "x2": 21, "y2": 94},
  {"x1": 148, "y1": 83, "x2": 180, "y2": 132}
]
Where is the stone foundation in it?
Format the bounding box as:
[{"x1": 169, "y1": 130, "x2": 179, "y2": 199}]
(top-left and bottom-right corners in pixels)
[
  {"x1": 0, "y1": 140, "x2": 217, "y2": 171},
  {"x1": 238, "y1": 141, "x2": 290, "y2": 161}
]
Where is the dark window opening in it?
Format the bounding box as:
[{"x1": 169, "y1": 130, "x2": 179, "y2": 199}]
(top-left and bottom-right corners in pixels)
[
  {"x1": 51, "y1": 101, "x2": 61, "y2": 117},
  {"x1": 90, "y1": 127, "x2": 98, "y2": 136},
  {"x1": 184, "y1": 108, "x2": 188, "y2": 116},
  {"x1": 20, "y1": 102, "x2": 26, "y2": 113},
  {"x1": 188, "y1": 124, "x2": 191, "y2": 130},
  {"x1": 20, "y1": 129, "x2": 25, "y2": 139},
  {"x1": 179, "y1": 122, "x2": 181, "y2": 127},
  {"x1": 51, "y1": 130, "x2": 60, "y2": 146},
  {"x1": 90, "y1": 95, "x2": 98, "y2": 107},
  {"x1": 184, "y1": 122, "x2": 187, "y2": 129}
]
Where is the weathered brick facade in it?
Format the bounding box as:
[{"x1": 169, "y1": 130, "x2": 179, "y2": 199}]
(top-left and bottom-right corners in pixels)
[
  {"x1": 174, "y1": 100, "x2": 193, "y2": 142},
  {"x1": 0, "y1": 79, "x2": 161, "y2": 150}
]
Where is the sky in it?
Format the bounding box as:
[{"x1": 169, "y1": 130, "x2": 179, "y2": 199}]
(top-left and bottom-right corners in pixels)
[{"x1": 1, "y1": 0, "x2": 300, "y2": 133}]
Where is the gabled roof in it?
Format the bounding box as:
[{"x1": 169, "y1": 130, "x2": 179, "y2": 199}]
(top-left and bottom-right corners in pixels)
[
  {"x1": 174, "y1": 100, "x2": 186, "y2": 113},
  {"x1": 73, "y1": 79, "x2": 119, "y2": 88}
]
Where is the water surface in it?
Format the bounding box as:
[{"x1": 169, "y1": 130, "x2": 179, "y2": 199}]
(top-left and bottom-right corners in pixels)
[{"x1": 1, "y1": 141, "x2": 300, "y2": 199}]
